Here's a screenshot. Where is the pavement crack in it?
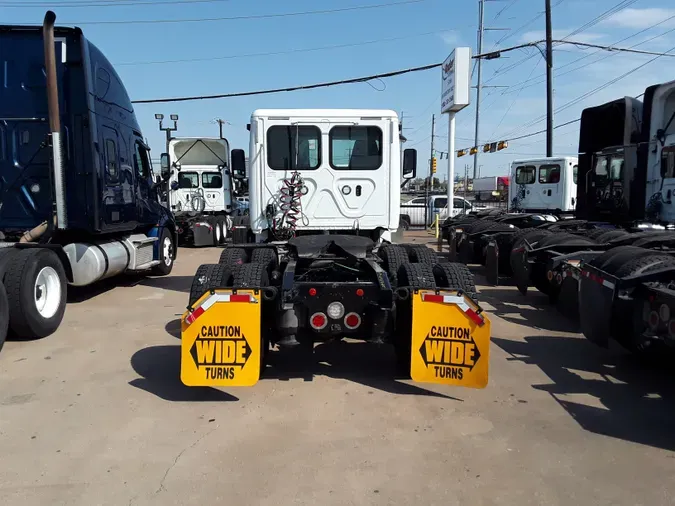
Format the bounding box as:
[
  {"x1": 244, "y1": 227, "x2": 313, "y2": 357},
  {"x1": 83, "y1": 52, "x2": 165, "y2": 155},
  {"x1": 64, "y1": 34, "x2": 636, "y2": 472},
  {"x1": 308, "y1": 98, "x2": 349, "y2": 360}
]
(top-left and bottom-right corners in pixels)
[{"x1": 156, "y1": 427, "x2": 217, "y2": 494}]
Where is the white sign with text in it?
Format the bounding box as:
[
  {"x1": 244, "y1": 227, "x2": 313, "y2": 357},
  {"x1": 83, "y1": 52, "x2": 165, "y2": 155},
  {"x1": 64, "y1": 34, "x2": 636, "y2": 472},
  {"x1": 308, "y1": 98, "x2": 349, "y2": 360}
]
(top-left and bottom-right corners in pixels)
[{"x1": 441, "y1": 47, "x2": 471, "y2": 114}]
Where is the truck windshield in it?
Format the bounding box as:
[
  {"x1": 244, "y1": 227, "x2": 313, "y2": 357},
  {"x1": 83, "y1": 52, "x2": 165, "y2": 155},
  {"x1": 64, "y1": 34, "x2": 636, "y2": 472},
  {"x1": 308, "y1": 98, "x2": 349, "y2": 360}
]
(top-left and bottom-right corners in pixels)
[
  {"x1": 267, "y1": 126, "x2": 321, "y2": 170},
  {"x1": 202, "y1": 172, "x2": 223, "y2": 189},
  {"x1": 178, "y1": 172, "x2": 199, "y2": 189},
  {"x1": 173, "y1": 139, "x2": 228, "y2": 166},
  {"x1": 329, "y1": 126, "x2": 382, "y2": 170}
]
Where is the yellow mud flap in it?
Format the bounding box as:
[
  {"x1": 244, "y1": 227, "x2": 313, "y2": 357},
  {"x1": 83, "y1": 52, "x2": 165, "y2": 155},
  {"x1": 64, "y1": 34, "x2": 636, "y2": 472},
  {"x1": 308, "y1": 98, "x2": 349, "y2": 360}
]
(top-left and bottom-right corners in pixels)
[
  {"x1": 410, "y1": 290, "x2": 491, "y2": 389},
  {"x1": 181, "y1": 289, "x2": 261, "y2": 387}
]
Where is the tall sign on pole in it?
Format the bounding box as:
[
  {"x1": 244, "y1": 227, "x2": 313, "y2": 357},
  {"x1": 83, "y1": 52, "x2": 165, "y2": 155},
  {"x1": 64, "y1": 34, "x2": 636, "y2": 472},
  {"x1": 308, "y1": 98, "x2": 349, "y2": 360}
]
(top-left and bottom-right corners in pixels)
[{"x1": 441, "y1": 47, "x2": 471, "y2": 216}]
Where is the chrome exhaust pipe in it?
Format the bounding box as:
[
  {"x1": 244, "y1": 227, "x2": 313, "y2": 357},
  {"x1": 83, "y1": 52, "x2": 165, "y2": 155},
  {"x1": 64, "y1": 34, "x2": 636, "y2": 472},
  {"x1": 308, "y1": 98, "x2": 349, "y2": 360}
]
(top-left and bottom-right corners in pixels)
[{"x1": 43, "y1": 10, "x2": 67, "y2": 229}]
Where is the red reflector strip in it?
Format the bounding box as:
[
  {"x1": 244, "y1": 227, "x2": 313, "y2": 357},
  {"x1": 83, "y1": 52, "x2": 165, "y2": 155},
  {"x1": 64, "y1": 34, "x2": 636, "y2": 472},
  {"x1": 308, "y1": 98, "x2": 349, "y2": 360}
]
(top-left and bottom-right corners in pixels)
[
  {"x1": 421, "y1": 292, "x2": 485, "y2": 326},
  {"x1": 465, "y1": 308, "x2": 484, "y2": 326},
  {"x1": 582, "y1": 270, "x2": 615, "y2": 289},
  {"x1": 184, "y1": 306, "x2": 205, "y2": 326},
  {"x1": 184, "y1": 292, "x2": 257, "y2": 328},
  {"x1": 421, "y1": 294, "x2": 444, "y2": 303},
  {"x1": 229, "y1": 294, "x2": 252, "y2": 303},
  {"x1": 512, "y1": 246, "x2": 525, "y2": 254}
]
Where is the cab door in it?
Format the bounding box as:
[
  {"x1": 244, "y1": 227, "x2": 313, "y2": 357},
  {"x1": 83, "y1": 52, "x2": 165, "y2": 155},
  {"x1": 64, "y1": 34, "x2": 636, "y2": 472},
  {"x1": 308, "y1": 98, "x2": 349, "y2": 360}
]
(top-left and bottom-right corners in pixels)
[{"x1": 537, "y1": 163, "x2": 562, "y2": 209}]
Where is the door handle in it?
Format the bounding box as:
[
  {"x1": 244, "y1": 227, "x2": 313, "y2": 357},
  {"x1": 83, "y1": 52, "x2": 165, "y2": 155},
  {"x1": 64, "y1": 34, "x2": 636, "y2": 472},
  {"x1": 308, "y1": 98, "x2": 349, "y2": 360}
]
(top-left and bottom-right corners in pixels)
[{"x1": 356, "y1": 185, "x2": 362, "y2": 197}]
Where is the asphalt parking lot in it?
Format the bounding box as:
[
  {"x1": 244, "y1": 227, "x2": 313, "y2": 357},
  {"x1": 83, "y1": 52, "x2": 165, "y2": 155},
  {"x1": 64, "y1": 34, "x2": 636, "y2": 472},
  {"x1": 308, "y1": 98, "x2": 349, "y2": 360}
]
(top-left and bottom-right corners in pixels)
[{"x1": 1, "y1": 240, "x2": 674, "y2": 506}]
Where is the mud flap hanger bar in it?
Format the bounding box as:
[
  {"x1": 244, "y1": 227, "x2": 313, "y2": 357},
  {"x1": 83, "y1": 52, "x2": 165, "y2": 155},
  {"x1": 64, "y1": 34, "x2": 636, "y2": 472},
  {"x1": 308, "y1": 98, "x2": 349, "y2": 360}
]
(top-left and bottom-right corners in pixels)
[
  {"x1": 396, "y1": 288, "x2": 485, "y2": 326},
  {"x1": 186, "y1": 286, "x2": 278, "y2": 312},
  {"x1": 582, "y1": 264, "x2": 675, "y2": 299}
]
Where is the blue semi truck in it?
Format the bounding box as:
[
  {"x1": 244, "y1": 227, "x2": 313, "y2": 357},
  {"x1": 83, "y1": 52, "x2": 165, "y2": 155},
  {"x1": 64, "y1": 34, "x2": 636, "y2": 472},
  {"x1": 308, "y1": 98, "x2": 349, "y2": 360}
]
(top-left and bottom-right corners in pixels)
[{"x1": 0, "y1": 12, "x2": 177, "y2": 349}]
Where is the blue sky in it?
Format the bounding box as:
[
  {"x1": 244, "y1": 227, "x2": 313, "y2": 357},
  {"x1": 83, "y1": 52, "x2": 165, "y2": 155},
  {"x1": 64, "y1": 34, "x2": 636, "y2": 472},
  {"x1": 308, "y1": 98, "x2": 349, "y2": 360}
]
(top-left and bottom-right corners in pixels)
[{"x1": 5, "y1": 0, "x2": 675, "y2": 179}]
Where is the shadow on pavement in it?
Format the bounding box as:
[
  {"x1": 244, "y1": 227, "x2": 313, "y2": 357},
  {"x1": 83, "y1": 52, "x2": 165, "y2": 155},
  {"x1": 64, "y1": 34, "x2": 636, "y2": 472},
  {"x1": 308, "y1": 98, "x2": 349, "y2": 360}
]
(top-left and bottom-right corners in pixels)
[
  {"x1": 165, "y1": 318, "x2": 182, "y2": 339},
  {"x1": 493, "y1": 335, "x2": 675, "y2": 451},
  {"x1": 263, "y1": 339, "x2": 463, "y2": 401},
  {"x1": 67, "y1": 274, "x2": 194, "y2": 303},
  {"x1": 478, "y1": 287, "x2": 580, "y2": 333},
  {"x1": 136, "y1": 323, "x2": 463, "y2": 401},
  {"x1": 137, "y1": 276, "x2": 194, "y2": 294},
  {"x1": 129, "y1": 345, "x2": 238, "y2": 402}
]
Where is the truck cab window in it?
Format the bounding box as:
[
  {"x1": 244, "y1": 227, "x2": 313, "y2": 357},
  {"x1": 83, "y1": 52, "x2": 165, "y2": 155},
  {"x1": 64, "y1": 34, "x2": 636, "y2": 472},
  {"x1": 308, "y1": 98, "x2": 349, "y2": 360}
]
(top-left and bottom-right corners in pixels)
[
  {"x1": 539, "y1": 164, "x2": 561, "y2": 184},
  {"x1": 573, "y1": 165, "x2": 578, "y2": 184},
  {"x1": 453, "y1": 198, "x2": 467, "y2": 209},
  {"x1": 202, "y1": 172, "x2": 223, "y2": 189},
  {"x1": 134, "y1": 143, "x2": 151, "y2": 179},
  {"x1": 105, "y1": 139, "x2": 118, "y2": 182},
  {"x1": 515, "y1": 165, "x2": 535, "y2": 184},
  {"x1": 267, "y1": 125, "x2": 321, "y2": 170},
  {"x1": 609, "y1": 156, "x2": 624, "y2": 181},
  {"x1": 594, "y1": 156, "x2": 609, "y2": 185},
  {"x1": 179, "y1": 172, "x2": 199, "y2": 189},
  {"x1": 329, "y1": 126, "x2": 382, "y2": 170},
  {"x1": 434, "y1": 197, "x2": 447, "y2": 209}
]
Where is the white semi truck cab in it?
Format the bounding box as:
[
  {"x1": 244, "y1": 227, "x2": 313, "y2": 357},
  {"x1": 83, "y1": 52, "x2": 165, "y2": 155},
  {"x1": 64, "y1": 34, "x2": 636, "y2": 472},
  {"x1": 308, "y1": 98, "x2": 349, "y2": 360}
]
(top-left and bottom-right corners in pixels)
[
  {"x1": 508, "y1": 156, "x2": 578, "y2": 214},
  {"x1": 159, "y1": 137, "x2": 234, "y2": 246},
  {"x1": 242, "y1": 109, "x2": 416, "y2": 243}
]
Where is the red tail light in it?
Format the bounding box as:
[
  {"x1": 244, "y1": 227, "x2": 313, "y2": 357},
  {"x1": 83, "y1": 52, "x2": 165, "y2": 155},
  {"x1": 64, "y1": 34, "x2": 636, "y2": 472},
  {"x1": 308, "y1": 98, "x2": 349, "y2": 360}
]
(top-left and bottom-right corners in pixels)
[
  {"x1": 356, "y1": 288, "x2": 364, "y2": 297},
  {"x1": 344, "y1": 312, "x2": 361, "y2": 330},
  {"x1": 310, "y1": 312, "x2": 328, "y2": 330}
]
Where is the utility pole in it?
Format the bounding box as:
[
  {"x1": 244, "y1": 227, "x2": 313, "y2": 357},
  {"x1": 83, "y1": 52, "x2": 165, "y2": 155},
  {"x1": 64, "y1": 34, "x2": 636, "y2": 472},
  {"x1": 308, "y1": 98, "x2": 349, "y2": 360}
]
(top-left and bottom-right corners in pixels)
[
  {"x1": 472, "y1": 0, "x2": 485, "y2": 180},
  {"x1": 545, "y1": 0, "x2": 554, "y2": 157},
  {"x1": 425, "y1": 114, "x2": 435, "y2": 226}
]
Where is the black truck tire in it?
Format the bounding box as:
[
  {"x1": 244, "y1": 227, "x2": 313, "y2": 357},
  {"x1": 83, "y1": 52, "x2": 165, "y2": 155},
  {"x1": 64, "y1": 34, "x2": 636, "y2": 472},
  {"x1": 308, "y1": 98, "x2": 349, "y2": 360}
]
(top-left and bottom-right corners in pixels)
[
  {"x1": 402, "y1": 244, "x2": 438, "y2": 264},
  {"x1": 233, "y1": 262, "x2": 270, "y2": 288},
  {"x1": 151, "y1": 226, "x2": 175, "y2": 276},
  {"x1": 462, "y1": 219, "x2": 496, "y2": 235},
  {"x1": 588, "y1": 246, "x2": 655, "y2": 273},
  {"x1": 604, "y1": 253, "x2": 675, "y2": 355},
  {"x1": 213, "y1": 216, "x2": 227, "y2": 245},
  {"x1": 251, "y1": 248, "x2": 278, "y2": 273},
  {"x1": 396, "y1": 262, "x2": 437, "y2": 290},
  {"x1": 189, "y1": 263, "x2": 232, "y2": 307},
  {"x1": 230, "y1": 262, "x2": 270, "y2": 371},
  {"x1": 5, "y1": 248, "x2": 67, "y2": 339},
  {"x1": 432, "y1": 262, "x2": 478, "y2": 301},
  {"x1": 0, "y1": 282, "x2": 9, "y2": 352},
  {"x1": 219, "y1": 247, "x2": 248, "y2": 269},
  {"x1": 378, "y1": 244, "x2": 408, "y2": 288},
  {"x1": 585, "y1": 228, "x2": 610, "y2": 240},
  {"x1": 596, "y1": 229, "x2": 629, "y2": 243}
]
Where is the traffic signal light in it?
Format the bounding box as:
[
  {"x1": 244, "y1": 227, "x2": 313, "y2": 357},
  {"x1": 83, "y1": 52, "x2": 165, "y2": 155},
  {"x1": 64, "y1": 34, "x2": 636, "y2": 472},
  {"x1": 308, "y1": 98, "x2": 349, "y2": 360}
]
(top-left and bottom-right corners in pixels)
[
  {"x1": 470, "y1": 147, "x2": 478, "y2": 155},
  {"x1": 431, "y1": 157, "x2": 437, "y2": 174},
  {"x1": 497, "y1": 140, "x2": 508, "y2": 151},
  {"x1": 457, "y1": 149, "x2": 467, "y2": 158},
  {"x1": 483, "y1": 144, "x2": 491, "y2": 153}
]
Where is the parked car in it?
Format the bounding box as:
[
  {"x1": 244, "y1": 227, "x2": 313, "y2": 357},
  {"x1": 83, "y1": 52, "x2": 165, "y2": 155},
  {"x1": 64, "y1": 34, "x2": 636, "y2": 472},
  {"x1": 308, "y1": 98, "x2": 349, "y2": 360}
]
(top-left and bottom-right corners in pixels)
[{"x1": 400, "y1": 195, "x2": 483, "y2": 228}]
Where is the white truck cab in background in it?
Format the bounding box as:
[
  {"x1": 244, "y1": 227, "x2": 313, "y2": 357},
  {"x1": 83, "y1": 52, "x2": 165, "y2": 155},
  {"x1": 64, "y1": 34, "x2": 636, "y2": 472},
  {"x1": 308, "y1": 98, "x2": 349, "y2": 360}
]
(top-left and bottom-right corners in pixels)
[
  {"x1": 160, "y1": 137, "x2": 235, "y2": 246},
  {"x1": 508, "y1": 156, "x2": 578, "y2": 214},
  {"x1": 241, "y1": 109, "x2": 417, "y2": 243}
]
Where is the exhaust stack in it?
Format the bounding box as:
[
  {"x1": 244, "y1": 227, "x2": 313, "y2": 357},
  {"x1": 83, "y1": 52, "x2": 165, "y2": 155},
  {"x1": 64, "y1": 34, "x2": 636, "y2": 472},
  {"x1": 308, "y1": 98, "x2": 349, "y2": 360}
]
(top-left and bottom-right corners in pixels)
[{"x1": 42, "y1": 10, "x2": 67, "y2": 229}]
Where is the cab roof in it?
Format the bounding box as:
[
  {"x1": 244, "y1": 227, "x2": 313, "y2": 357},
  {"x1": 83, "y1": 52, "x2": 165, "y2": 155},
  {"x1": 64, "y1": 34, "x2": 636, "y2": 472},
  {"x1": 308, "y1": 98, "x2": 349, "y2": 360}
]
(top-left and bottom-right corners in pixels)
[
  {"x1": 511, "y1": 156, "x2": 578, "y2": 165},
  {"x1": 251, "y1": 109, "x2": 399, "y2": 119}
]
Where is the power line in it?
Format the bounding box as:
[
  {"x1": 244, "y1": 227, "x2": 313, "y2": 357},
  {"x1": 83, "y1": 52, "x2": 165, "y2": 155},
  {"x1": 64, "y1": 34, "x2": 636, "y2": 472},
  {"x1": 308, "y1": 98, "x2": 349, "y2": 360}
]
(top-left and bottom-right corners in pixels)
[
  {"x1": 130, "y1": 39, "x2": 657, "y2": 104},
  {"x1": 502, "y1": 41, "x2": 675, "y2": 138},
  {"x1": 30, "y1": 0, "x2": 426, "y2": 25},
  {"x1": 132, "y1": 62, "x2": 442, "y2": 104},
  {"x1": 1, "y1": 0, "x2": 232, "y2": 7},
  {"x1": 117, "y1": 29, "x2": 450, "y2": 66},
  {"x1": 501, "y1": 15, "x2": 675, "y2": 94}
]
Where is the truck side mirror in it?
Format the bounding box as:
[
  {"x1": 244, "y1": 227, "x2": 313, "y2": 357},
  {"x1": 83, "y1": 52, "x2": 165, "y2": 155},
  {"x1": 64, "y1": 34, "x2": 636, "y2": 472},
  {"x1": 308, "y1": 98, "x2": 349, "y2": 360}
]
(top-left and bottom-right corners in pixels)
[
  {"x1": 160, "y1": 153, "x2": 170, "y2": 179},
  {"x1": 231, "y1": 148, "x2": 246, "y2": 179},
  {"x1": 403, "y1": 148, "x2": 417, "y2": 179}
]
